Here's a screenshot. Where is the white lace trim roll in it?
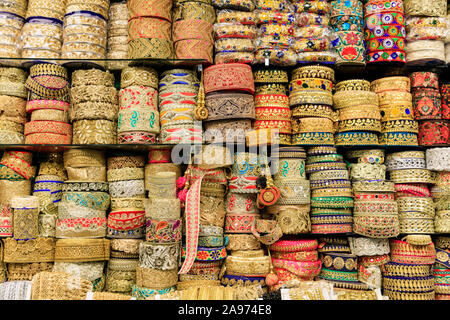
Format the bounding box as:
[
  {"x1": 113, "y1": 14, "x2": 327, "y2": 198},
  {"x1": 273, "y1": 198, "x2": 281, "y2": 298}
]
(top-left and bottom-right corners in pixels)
[{"x1": 426, "y1": 148, "x2": 450, "y2": 171}]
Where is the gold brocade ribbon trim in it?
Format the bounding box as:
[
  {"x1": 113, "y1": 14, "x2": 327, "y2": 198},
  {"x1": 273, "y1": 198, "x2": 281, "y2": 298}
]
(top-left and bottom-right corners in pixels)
[{"x1": 127, "y1": 38, "x2": 173, "y2": 59}]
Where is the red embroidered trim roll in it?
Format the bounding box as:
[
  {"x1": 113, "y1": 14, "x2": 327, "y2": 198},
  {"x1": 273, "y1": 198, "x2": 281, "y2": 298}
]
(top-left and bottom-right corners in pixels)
[
  {"x1": 25, "y1": 132, "x2": 71, "y2": 144},
  {"x1": 271, "y1": 250, "x2": 318, "y2": 262},
  {"x1": 0, "y1": 151, "x2": 34, "y2": 179},
  {"x1": 354, "y1": 193, "x2": 395, "y2": 201},
  {"x1": 418, "y1": 120, "x2": 450, "y2": 146},
  {"x1": 26, "y1": 100, "x2": 69, "y2": 113},
  {"x1": 203, "y1": 63, "x2": 255, "y2": 94},
  {"x1": 271, "y1": 258, "x2": 322, "y2": 279},
  {"x1": 270, "y1": 239, "x2": 318, "y2": 252},
  {"x1": 148, "y1": 148, "x2": 172, "y2": 163},
  {"x1": 440, "y1": 83, "x2": 450, "y2": 120},
  {"x1": 395, "y1": 184, "x2": 431, "y2": 197},
  {"x1": 107, "y1": 210, "x2": 146, "y2": 231},
  {"x1": 24, "y1": 121, "x2": 72, "y2": 136},
  {"x1": 389, "y1": 239, "x2": 436, "y2": 265},
  {"x1": 412, "y1": 88, "x2": 442, "y2": 120},
  {"x1": 225, "y1": 213, "x2": 260, "y2": 233},
  {"x1": 410, "y1": 72, "x2": 439, "y2": 89}
]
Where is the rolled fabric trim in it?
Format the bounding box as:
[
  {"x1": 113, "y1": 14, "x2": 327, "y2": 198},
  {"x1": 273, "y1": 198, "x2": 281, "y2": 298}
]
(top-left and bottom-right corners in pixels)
[
  {"x1": 131, "y1": 285, "x2": 175, "y2": 299},
  {"x1": 54, "y1": 238, "x2": 110, "y2": 262},
  {"x1": 225, "y1": 254, "x2": 270, "y2": 276},
  {"x1": 379, "y1": 132, "x2": 418, "y2": 146},
  {"x1": 366, "y1": 50, "x2": 406, "y2": 63},
  {"x1": 135, "y1": 267, "x2": 178, "y2": 290},
  {"x1": 109, "y1": 180, "x2": 145, "y2": 198},
  {"x1": 62, "y1": 182, "x2": 108, "y2": 193},
  {"x1": 221, "y1": 275, "x2": 265, "y2": 287},
  {"x1": 389, "y1": 169, "x2": 435, "y2": 184},
  {"x1": 292, "y1": 132, "x2": 335, "y2": 146},
  {"x1": 56, "y1": 217, "x2": 107, "y2": 238},
  {"x1": 225, "y1": 213, "x2": 260, "y2": 233},
  {"x1": 225, "y1": 234, "x2": 261, "y2": 251},
  {"x1": 145, "y1": 218, "x2": 182, "y2": 243},
  {"x1": 203, "y1": 63, "x2": 255, "y2": 94},
  {"x1": 321, "y1": 252, "x2": 358, "y2": 272},
  {"x1": 418, "y1": 120, "x2": 450, "y2": 146},
  {"x1": 107, "y1": 209, "x2": 146, "y2": 231},
  {"x1": 389, "y1": 239, "x2": 436, "y2": 265},
  {"x1": 127, "y1": 17, "x2": 172, "y2": 41},
  {"x1": 197, "y1": 236, "x2": 224, "y2": 247},
  {"x1": 205, "y1": 92, "x2": 255, "y2": 121},
  {"x1": 311, "y1": 196, "x2": 354, "y2": 209},
  {"x1": 353, "y1": 213, "x2": 400, "y2": 238},
  {"x1": 26, "y1": 100, "x2": 69, "y2": 113},
  {"x1": 271, "y1": 250, "x2": 318, "y2": 262},
  {"x1": 117, "y1": 109, "x2": 160, "y2": 134},
  {"x1": 270, "y1": 239, "x2": 318, "y2": 252},
  {"x1": 274, "y1": 179, "x2": 311, "y2": 205},
  {"x1": 359, "y1": 254, "x2": 390, "y2": 267},
  {"x1": 139, "y1": 242, "x2": 180, "y2": 270},
  {"x1": 61, "y1": 192, "x2": 110, "y2": 211},
  {"x1": 426, "y1": 148, "x2": 450, "y2": 171},
  {"x1": 311, "y1": 223, "x2": 353, "y2": 234},
  {"x1": 181, "y1": 246, "x2": 227, "y2": 262},
  {"x1": 272, "y1": 258, "x2": 321, "y2": 279},
  {"x1": 335, "y1": 131, "x2": 379, "y2": 146},
  {"x1": 412, "y1": 89, "x2": 442, "y2": 120},
  {"x1": 118, "y1": 132, "x2": 156, "y2": 144}
]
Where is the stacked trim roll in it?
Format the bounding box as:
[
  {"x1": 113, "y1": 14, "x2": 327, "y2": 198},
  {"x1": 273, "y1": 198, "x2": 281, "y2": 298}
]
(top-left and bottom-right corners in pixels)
[
  {"x1": 334, "y1": 79, "x2": 380, "y2": 146},
  {"x1": 0, "y1": 67, "x2": 27, "y2": 143},
  {"x1": 127, "y1": 0, "x2": 173, "y2": 59},
  {"x1": 158, "y1": 69, "x2": 201, "y2": 143},
  {"x1": 118, "y1": 67, "x2": 160, "y2": 144},
  {"x1": 62, "y1": 0, "x2": 110, "y2": 68},
  {"x1": 330, "y1": 0, "x2": 365, "y2": 67},
  {"x1": 70, "y1": 69, "x2": 118, "y2": 144}
]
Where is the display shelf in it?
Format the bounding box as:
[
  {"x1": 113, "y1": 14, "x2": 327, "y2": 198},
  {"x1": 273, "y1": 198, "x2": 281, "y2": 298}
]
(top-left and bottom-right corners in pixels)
[
  {"x1": 0, "y1": 143, "x2": 434, "y2": 153},
  {"x1": 279, "y1": 233, "x2": 358, "y2": 238},
  {"x1": 0, "y1": 143, "x2": 204, "y2": 153},
  {"x1": 0, "y1": 57, "x2": 208, "y2": 71}
]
